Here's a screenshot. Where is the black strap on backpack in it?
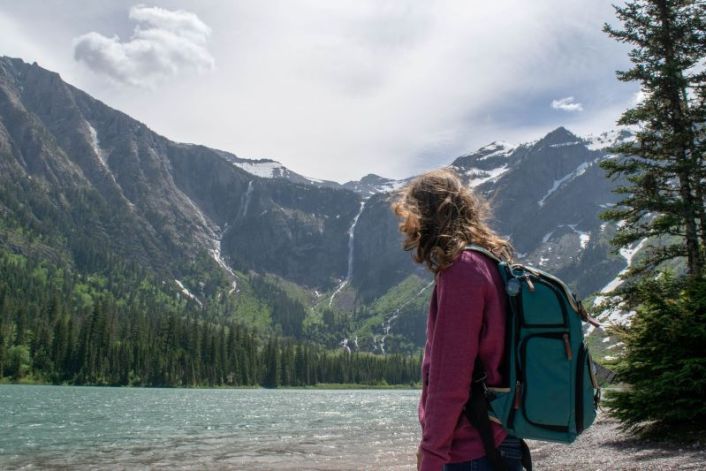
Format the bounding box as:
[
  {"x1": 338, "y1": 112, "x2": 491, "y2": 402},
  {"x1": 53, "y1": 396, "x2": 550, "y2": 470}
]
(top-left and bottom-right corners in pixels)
[
  {"x1": 464, "y1": 361, "x2": 533, "y2": 471},
  {"x1": 465, "y1": 371, "x2": 508, "y2": 471},
  {"x1": 463, "y1": 245, "x2": 532, "y2": 470}
]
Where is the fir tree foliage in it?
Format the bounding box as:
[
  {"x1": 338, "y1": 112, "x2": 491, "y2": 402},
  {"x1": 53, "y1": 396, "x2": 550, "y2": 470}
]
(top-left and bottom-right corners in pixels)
[
  {"x1": 601, "y1": 0, "x2": 706, "y2": 278},
  {"x1": 0, "y1": 251, "x2": 420, "y2": 387},
  {"x1": 601, "y1": 0, "x2": 706, "y2": 438},
  {"x1": 607, "y1": 275, "x2": 706, "y2": 436}
]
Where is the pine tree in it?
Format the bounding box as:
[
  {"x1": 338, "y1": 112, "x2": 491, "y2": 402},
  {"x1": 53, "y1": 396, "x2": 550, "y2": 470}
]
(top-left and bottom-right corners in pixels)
[
  {"x1": 602, "y1": 0, "x2": 706, "y2": 437},
  {"x1": 262, "y1": 337, "x2": 281, "y2": 388},
  {"x1": 601, "y1": 0, "x2": 706, "y2": 278},
  {"x1": 608, "y1": 275, "x2": 706, "y2": 436}
]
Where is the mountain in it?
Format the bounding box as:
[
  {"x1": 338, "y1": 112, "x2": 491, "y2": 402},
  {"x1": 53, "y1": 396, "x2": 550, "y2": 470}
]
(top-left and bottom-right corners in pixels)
[
  {"x1": 343, "y1": 174, "x2": 406, "y2": 196},
  {"x1": 344, "y1": 126, "x2": 641, "y2": 355},
  {"x1": 0, "y1": 57, "x2": 641, "y2": 358},
  {"x1": 0, "y1": 57, "x2": 365, "y2": 292},
  {"x1": 463, "y1": 126, "x2": 627, "y2": 295},
  {"x1": 219, "y1": 153, "x2": 341, "y2": 189},
  {"x1": 353, "y1": 126, "x2": 633, "y2": 300}
]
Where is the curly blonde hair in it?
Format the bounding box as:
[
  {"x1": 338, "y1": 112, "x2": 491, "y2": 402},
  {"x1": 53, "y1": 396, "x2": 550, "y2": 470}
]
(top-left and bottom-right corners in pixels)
[{"x1": 392, "y1": 168, "x2": 513, "y2": 273}]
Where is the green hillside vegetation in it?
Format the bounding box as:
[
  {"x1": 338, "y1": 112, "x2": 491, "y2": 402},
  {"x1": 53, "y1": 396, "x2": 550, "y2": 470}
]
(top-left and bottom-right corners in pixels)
[{"x1": 0, "y1": 250, "x2": 420, "y2": 387}]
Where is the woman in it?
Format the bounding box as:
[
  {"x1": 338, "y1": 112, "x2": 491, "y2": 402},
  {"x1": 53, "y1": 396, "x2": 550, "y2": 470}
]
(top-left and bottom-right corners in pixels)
[{"x1": 392, "y1": 169, "x2": 525, "y2": 471}]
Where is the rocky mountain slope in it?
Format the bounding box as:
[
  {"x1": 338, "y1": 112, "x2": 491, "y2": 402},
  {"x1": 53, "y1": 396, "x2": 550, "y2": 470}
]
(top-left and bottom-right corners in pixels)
[{"x1": 0, "y1": 57, "x2": 639, "y2": 355}]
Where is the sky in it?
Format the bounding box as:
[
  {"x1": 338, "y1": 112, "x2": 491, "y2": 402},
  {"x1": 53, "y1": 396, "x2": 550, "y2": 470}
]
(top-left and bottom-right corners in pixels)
[{"x1": 0, "y1": 1, "x2": 636, "y2": 183}]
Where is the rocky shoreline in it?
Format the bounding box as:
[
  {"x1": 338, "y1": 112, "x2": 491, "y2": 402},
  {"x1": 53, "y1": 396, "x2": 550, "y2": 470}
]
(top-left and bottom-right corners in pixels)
[{"x1": 528, "y1": 413, "x2": 706, "y2": 470}]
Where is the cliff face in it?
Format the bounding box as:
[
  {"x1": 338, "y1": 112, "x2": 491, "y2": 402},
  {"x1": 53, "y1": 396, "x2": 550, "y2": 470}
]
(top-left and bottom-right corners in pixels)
[
  {"x1": 0, "y1": 56, "x2": 637, "y2": 351},
  {"x1": 350, "y1": 192, "x2": 421, "y2": 303},
  {"x1": 352, "y1": 127, "x2": 629, "y2": 301},
  {"x1": 0, "y1": 57, "x2": 360, "y2": 288}
]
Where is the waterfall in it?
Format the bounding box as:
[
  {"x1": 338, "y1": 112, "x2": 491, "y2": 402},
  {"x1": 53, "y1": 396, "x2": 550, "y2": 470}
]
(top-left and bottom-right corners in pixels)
[
  {"x1": 239, "y1": 181, "x2": 254, "y2": 219},
  {"x1": 346, "y1": 199, "x2": 366, "y2": 280},
  {"x1": 209, "y1": 240, "x2": 238, "y2": 295},
  {"x1": 329, "y1": 199, "x2": 367, "y2": 307},
  {"x1": 378, "y1": 280, "x2": 435, "y2": 354}
]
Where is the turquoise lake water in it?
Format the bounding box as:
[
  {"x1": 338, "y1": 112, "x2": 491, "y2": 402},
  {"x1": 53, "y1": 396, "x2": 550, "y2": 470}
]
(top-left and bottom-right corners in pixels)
[{"x1": 0, "y1": 385, "x2": 420, "y2": 470}]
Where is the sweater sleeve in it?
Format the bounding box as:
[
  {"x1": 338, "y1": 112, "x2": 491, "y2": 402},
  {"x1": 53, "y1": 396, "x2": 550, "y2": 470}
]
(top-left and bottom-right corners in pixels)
[{"x1": 419, "y1": 259, "x2": 487, "y2": 471}]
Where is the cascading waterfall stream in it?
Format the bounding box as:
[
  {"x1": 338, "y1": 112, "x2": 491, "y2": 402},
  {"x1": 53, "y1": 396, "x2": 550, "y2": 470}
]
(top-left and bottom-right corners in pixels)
[
  {"x1": 239, "y1": 180, "x2": 254, "y2": 219},
  {"x1": 170, "y1": 184, "x2": 241, "y2": 298},
  {"x1": 209, "y1": 239, "x2": 239, "y2": 295},
  {"x1": 329, "y1": 198, "x2": 367, "y2": 307},
  {"x1": 200, "y1": 180, "x2": 254, "y2": 296},
  {"x1": 376, "y1": 280, "x2": 435, "y2": 354}
]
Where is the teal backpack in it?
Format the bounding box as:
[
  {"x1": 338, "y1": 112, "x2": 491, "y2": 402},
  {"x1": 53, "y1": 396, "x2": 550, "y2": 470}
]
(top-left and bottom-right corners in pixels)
[{"x1": 463, "y1": 245, "x2": 601, "y2": 469}]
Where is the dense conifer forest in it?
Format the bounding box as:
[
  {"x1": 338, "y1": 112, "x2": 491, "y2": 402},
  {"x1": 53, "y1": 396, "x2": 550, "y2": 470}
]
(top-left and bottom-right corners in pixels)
[{"x1": 0, "y1": 252, "x2": 420, "y2": 387}]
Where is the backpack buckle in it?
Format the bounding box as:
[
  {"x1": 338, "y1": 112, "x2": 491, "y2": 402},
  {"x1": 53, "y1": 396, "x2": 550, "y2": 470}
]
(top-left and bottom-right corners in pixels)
[
  {"x1": 473, "y1": 371, "x2": 496, "y2": 400},
  {"x1": 577, "y1": 301, "x2": 602, "y2": 328}
]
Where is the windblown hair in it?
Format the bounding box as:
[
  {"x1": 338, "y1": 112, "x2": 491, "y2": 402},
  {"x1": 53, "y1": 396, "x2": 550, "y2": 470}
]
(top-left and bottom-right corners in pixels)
[{"x1": 392, "y1": 168, "x2": 513, "y2": 273}]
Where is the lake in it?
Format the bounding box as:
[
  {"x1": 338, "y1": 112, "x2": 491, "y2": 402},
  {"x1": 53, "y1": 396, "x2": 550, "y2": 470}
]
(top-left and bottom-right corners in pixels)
[{"x1": 0, "y1": 385, "x2": 420, "y2": 470}]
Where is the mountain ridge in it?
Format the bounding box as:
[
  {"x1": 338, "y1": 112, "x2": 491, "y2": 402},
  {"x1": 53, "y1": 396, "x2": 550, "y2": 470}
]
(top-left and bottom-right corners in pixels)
[{"x1": 0, "y1": 56, "x2": 637, "y2": 355}]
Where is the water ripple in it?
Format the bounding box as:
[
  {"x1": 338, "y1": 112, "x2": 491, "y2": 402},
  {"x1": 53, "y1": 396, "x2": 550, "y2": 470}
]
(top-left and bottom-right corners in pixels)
[{"x1": 0, "y1": 385, "x2": 420, "y2": 470}]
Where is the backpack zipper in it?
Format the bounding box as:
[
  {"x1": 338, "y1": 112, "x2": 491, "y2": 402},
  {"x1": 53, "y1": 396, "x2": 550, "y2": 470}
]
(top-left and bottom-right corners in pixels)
[
  {"x1": 562, "y1": 333, "x2": 573, "y2": 360},
  {"x1": 576, "y1": 345, "x2": 586, "y2": 434},
  {"x1": 513, "y1": 380, "x2": 523, "y2": 409}
]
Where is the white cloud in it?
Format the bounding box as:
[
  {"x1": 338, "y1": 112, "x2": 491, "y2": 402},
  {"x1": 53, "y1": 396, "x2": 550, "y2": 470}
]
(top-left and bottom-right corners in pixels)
[
  {"x1": 3, "y1": 0, "x2": 633, "y2": 182},
  {"x1": 73, "y1": 5, "x2": 214, "y2": 87},
  {"x1": 551, "y1": 96, "x2": 584, "y2": 112},
  {"x1": 146, "y1": 0, "x2": 622, "y2": 181}
]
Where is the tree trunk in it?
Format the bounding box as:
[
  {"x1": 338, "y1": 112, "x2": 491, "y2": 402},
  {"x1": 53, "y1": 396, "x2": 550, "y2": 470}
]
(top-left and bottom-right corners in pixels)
[
  {"x1": 694, "y1": 164, "x2": 706, "y2": 249},
  {"x1": 657, "y1": 0, "x2": 703, "y2": 275}
]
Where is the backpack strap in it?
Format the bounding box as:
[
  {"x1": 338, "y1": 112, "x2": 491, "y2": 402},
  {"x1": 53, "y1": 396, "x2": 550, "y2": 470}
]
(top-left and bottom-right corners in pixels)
[
  {"x1": 463, "y1": 247, "x2": 534, "y2": 470},
  {"x1": 465, "y1": 244, "x2": 502, "y2": 263},
  {"x1": 465, "y1": 360, "x2": 509, "y2": 471},
  {"x1": 465, "y1": 369, "x2": 533, "y2": 470},
  {"x1": 520, "y1": 440, "x2": 533, "y2": 470},
  {"x1": 463, "y1": 247, "x2": 507, "y2": 470}
]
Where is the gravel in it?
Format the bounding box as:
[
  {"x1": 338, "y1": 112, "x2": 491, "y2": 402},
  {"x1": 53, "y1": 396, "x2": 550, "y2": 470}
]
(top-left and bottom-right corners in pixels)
[{"x1": 528, "y1": 413, "x2": 706, "y2": 470}]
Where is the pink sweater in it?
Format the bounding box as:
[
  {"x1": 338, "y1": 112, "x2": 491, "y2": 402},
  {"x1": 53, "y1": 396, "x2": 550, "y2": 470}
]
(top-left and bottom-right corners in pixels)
[{"x1": 418, "y1": 250, "x2": 508, "y2": 471}]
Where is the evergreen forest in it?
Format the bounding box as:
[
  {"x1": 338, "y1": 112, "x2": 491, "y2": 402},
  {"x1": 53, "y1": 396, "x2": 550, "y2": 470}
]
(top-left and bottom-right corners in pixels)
[{"x1": 0, "y1": 252, "x2": 420, "y2": 387}]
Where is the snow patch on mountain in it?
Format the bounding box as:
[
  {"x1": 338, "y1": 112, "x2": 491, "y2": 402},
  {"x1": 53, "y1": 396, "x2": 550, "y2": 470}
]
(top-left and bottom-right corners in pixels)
[
  {"x1": 585, "y1": 130, "x2": 619, "y2": 151},
  {"x1": 590, "y1": 238, "x2": 649, "y2": 331},
  {"x1": 450, "y1": 141, "x2": 517, "y2": 188},
  {"x1": 343, "y1": 174, "x2": 407, "y2": 195},
  {"x1": 375, "y1": 179, "x2": 407, "y2": 193},
  {"x1": 538, "y1": 160, "x2": 594, "y2": 207},
  {"x1": 585, "y1": 128, "x2": 635, "y2": 151},
  {"x1": 549, "y1": 141, "x2": 582, "y2": 148},
  {"x1": 619, "y1": 238, "x2": 647, "y2": 267},
  {"x1": 599, "y1": 238, "x2": 648, "y2": 294},
  {"x1": 232, "y1": 160, "x2": 287, "y2": 179},
  {"x1": 475, "y1": 141, "x2": 516, "y2": 159},
  {"x1": 579, "y1": 233, "x2": 590, "y2": 249},
  {"x1": 467, "y1": 165, "x2": 510, "y2": 187},
  {"x1": 542, "y1": 230, "x2": 555, "y2": 244},
  {"x1": 361, "y1": 179, "x2": 406, "y2": 195},
  {"x1": 567, "y1": 224, "x2": 590, "y2": 249},
  {"x1": 218, "y1": 152, "x2": 334, "y2": 187}
]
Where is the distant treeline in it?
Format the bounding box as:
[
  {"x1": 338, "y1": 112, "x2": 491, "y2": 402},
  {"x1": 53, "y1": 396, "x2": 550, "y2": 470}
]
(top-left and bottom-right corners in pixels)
[{"x1": 0, "y1": 252, "x2": 420, "y2": 387}]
